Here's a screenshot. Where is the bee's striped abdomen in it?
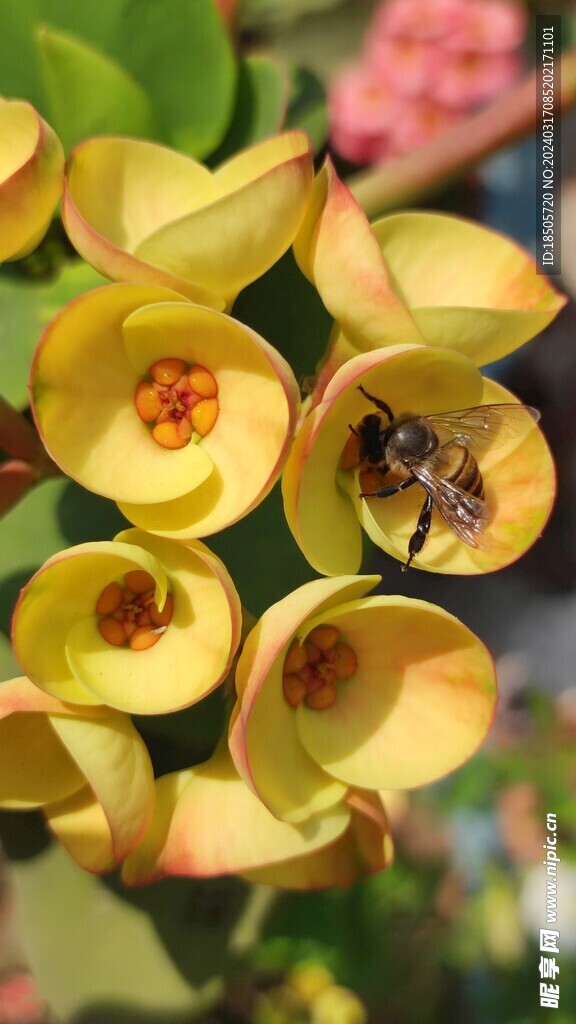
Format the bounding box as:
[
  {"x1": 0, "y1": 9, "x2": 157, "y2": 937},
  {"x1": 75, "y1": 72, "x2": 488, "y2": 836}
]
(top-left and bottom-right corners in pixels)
[{"x1": 443, "y1": 444, "x2": 484, "y2": 499}]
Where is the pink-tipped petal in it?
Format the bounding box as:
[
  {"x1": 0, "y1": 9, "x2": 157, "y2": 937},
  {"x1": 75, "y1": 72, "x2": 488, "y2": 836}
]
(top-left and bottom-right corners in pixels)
[
  {"x1": 230, "y1": 575, "x2": 379, "y2": 822},
  {"x1": 295, "y1": 597, "x2": 496, "y2": 790},
  {"x1": 122, "y1": 745, "x2": 350, "y2": 885}
]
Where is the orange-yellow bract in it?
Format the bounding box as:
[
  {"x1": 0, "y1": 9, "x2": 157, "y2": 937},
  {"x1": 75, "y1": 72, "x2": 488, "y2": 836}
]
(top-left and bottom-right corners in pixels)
[
  {"x1": 31, "y1": 284, "x2": 301, "y2": 538},
  {"x1": 11, "y1": 529, "x2": 241, "y2": 715},
  {"x1": 122, "y1": 743, "x2": 393, "y2": 889},
  {"x1": 282, "y1": 346, "x2": 555, "y2": 576},
  {"x1": 0, "y1": 675, "x2": 154, "y2": 872},
  {"x1": 229, "y1": 575, "x2": 497, "y2": 825},
  {"x1": 0, "y1": 98, "x2": 64, "y2": 262},
  {"x1": 62, "y1": 132, "x2": 314, "y2": 309},
  {"x1": 294, "y1": 161, "x2": 566, "y2": 403}
]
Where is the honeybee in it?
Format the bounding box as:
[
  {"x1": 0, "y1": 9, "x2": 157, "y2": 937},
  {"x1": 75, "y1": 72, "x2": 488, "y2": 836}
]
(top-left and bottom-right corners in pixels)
[{"x1": 350, "y1": 385, "x2": 540, "y2": 571}]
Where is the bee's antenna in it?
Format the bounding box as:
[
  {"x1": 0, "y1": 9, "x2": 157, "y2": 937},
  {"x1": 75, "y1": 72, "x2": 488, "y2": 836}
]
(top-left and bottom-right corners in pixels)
[{"x1": 357, "y1": 385, "x2": 394, "y2": 423}]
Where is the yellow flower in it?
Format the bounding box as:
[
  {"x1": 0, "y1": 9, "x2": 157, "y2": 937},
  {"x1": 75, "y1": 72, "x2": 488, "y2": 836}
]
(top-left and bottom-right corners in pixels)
[
  {"x1": 11, "y1": 529, "x2": 241, "y2": 715},
  {"x1": 294, "y1": 161, "x2": 566, "y2": 400},
  {"x1": 0, "y1": 675, "x2": 154, "y2": 872},
  {"x1": 282, "y1": 346, "x2": 555, "y2": 575},
  {"x1": 229, "y1": 575, "x2": 496, "y2": 824},
  {"x1": 0, "y1": 99, "x2": 64, "y2": 262},
  {"x1": 31, "y1": 284, "x2": 300, "y2": 538},
  {"x1": 62, "y1": 132, "x2": 313, "y2": 309},
  {"x1": 122, "y1": 743, "x2": 393, "y2": 889}
]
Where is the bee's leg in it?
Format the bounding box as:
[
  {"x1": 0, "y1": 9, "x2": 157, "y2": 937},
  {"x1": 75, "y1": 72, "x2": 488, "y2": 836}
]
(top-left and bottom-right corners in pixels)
[
  {"x1": 403, "y1": 494, "x2": 434, "y2": 571},
  {"x1": 356, "y1": 386, "x2": 393, "y2": 423},
  {"x1": 359, "y1": 476, "x2": 416, "y2": 499},
  {"x1": 348, "y1": 423, "x2": 359, "y2": 436}
]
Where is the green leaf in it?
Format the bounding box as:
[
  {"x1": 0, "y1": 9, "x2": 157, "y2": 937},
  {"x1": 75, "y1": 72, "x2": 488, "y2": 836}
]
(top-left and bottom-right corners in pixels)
[
  {"x1": 210, "y1": 56, "x2": 289, "y2": 164},
  {"x1": 233, "y1": 248, "x2": 332, "y2": 384},
  {"x1": 34, "y1": 0, "x2": 237, "y2": 158},
  {"x1": 9, "y1": 842, "x2": 235, "y2": 1019},
  {"x1": 0, "y1": 477, "x2": 69, "y2": 645},
  {"x1": 209, "y1": 483, "x2": 316, "y2": 619},
  {"x1": 0, "y1": 261, "x2": 108, "y2": 409},
  {"x1": 0, "y1": 0, "x2": 45, "y2": 112},
  {"x1": 36, "y1": 26, "x2": 157, "y2": 152},
  {"x1": 285, "y1": 66, "x2": 328, "y2": 154}
]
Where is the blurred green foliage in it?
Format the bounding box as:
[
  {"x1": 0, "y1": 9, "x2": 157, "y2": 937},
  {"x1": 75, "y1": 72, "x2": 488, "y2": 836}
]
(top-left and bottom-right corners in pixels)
[{"x1": 0, "y1": 0, "x2": 328, "y2": 158}]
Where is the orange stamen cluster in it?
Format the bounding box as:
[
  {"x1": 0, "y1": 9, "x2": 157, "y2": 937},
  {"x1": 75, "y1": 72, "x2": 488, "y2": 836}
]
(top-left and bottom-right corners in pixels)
[
  {"x1": 282, "y1": 624, "x2": 358, "y2": 710},
  {"x1": 95, "y1": 569, "x2": 174, "y2": 651},
  {"x1": 135, "y1": 358, "x2": 219, "y2": 450}
]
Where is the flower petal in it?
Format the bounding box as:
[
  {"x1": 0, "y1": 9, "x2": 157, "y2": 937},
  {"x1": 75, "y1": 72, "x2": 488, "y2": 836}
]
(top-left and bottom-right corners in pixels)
[
  {"x1": 46, "y1": 710, "x2": 155, "y2": 871},
  {"x1": 0, "y1": 100, "x2": 64, "y2": 262},
  {"x1": 62, "y1": 137, "x2": 224, "y2": 307},
  {"x1": 371, "y1": 212, "x2": 567, "y2": 364},
  {"x1": 117, "y1": 302, "x2": 300, "y2": 537},
  {"x1": 230, "y1": 575, "x2": 379, "y2": 822},
  {"x1": 65, "y1": 531, "x2": 241, "y2": 714},
  {"x1": 296, "y1": 597, "x2": 496, "y2": 789},
  {"x1": 122, "y1": 745, "x2": 350, "y2": 886},
  {"x1": 354, "y1": 377, "x2": 554, "y2": 573},
  {"x1": 12, "y1": 540, "x2": 169, "y2": 706},
  {"x1": 293, "y1": 160, "x2": 422, "y2": 350},
  {"x1": 134, "y1": 132, "x2": 314, "y2": 308},
  {"x1": 0, "y1": 710, "x2": 85, "y2": 809},
  {"x1": 31, "y1": 285, "x2": 214, "y2": 504},
  {"x1": 283, "y1": 345, "x2": 482, "y2": 575},
  {"x1": 242, "y1": 790, "x2": 393, "y2": 889}
]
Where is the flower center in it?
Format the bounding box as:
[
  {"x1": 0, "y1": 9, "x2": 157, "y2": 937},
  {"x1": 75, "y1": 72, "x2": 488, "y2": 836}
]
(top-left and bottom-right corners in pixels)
[
  {"x1": 282, "y1": 624, "x2": 358, "y2": 710},
  {"x1": 135, "y1": 358, "x2": 219, "y2": 450},
  {"x1": 95, "y1": 569, "x2": 174, "y2": 651}
]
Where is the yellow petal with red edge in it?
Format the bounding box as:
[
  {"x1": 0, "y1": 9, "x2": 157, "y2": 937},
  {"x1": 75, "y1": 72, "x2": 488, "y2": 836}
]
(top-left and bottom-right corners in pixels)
[
  {"x1": 65, "y1": 531, "x2": 241, "y2": 714},
  {"x1": 0, "y1": 99, "x2": 64, "y2": 262},
  {"x1": 118, "y1": 302, "x2": 300, "y2": 537},
  {"x1": 31, "y1": 285, "x2": 214, "y2": 504},
  {"x1": 371, "y1": 212, "x2": 566, "y2": 365},
  {"x1": 242, "y1": 789, "x2": 393, "y2": 889},
  {"x1": 283, "y1": 345, "x2": 482, "y2": 576},
  {"x1": 230, "y1": 575, "x2": 379, "y2": 822},
  {"x1": 46, "y1": 710, "x2": 154, "y2": 871},
  {"x1": 12, "y1": 540, "x2": 168, "y2": 706},
  {"x1": 354, "y1": 378, "x2": 554, "y2": 574},
  {"x1": 0, "y1": 710, "x2": 85, "y2": 809},
  {"x1": 134, "y1": 132, "x2": 313, "y2": 308},
  {"x1": 62, "y1": 137, "x2": 223, "y2": 307},
  {"x1": 296, "y1": 596, "x2": 496, "y2": 790},
  {"x1": 293, "y1": 160, "x2": 422, "y2": 350},
  {"x1": 122, "y1": 744, "x2": 350, "y2": 886}
]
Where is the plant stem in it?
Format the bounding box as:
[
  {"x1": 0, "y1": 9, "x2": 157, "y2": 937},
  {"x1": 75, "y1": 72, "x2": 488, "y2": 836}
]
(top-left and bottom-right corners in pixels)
[{"x1": 348, "y1": 48, "x2": 576, "y2": 218}]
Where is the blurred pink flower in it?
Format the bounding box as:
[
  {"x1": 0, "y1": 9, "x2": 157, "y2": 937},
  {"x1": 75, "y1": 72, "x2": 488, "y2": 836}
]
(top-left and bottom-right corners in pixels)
[
  {"x1": 366, "y1": 34, "x2": 438, "y2": 97},
  {"x1": 433, "y1": 49, "x2": 523, "y2": 107},
  {"x1": 445, "y1": 0, "x2": 527, "y2": 53},
  {"x1": 373, "y1": 0, "x2": 466, "y2": 41},
  {"x1": 328, "y1": 0, "x2": 527, "y2": 165},
  {"x1": 0, "y1": 973, "x2": 46, "y2": 1024},
  {"x1": 391, "y1": 96, "x2": 460, "y2": 153},
  {"x1": 328, "y1": 65, "x2": 393, "y2": 164}
]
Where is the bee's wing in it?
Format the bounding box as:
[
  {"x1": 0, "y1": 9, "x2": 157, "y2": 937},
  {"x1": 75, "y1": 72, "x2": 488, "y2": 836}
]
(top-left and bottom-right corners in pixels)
[
  {"x1": 411, "y1": 464, "x2": 491, "y2": 548},
  {"x1": 424, "y1": 404, "x2": 540, "y2": 453}
]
